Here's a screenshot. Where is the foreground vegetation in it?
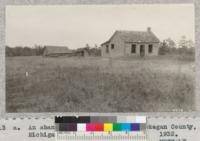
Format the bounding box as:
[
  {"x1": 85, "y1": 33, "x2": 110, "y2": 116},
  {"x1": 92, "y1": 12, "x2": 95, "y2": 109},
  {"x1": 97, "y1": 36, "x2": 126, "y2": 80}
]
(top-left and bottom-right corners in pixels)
[{"x1": 6, "y1": 55, "x2": 195, "y2": 112}]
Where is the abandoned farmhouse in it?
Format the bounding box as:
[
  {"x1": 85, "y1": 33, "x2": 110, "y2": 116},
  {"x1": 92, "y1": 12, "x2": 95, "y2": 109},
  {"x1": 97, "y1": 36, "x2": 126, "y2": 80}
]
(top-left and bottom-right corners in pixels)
[{"x1": 101, "y1": 27, "x2": 160, "y2": 57}]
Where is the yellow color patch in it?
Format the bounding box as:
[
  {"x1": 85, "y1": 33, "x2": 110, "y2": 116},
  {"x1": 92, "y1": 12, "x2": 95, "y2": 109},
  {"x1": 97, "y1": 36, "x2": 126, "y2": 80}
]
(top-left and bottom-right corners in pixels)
[{"x1": 104, "y1": 123, "x2": 113, "y2": 131}]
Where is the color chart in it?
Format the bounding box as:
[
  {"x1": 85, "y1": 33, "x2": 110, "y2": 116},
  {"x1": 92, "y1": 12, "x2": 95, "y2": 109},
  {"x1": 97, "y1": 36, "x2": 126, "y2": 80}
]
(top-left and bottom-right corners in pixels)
[
  {"x1": 55, "y1": 116, "x2": 146, "y2": 132},
  {"x1": 55, "y1": 116, "x2": 147, "y2": 140}
]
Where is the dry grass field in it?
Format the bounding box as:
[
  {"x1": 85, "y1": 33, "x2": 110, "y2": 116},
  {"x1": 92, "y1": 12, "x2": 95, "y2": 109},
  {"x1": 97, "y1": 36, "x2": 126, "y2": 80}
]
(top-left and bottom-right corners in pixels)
[{"x1": 6, "y1": 55, "x2": 195, "y2": 112}]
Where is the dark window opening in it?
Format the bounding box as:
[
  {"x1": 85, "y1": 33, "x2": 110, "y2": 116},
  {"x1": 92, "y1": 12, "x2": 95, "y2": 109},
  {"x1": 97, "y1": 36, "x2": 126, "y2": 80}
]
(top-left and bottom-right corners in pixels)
[
  {"x1": 131, "y1": 44, "x2": 136, "y2": 53},
  {"x1": 106, "y1": 45, "x2": 109, "y2": 53},
  {"x1": 111, "y1": 44, "x2": 114, "y2": 49},
  {"x1": 148, "y1": 44, "x2": 153, "y2": 53}
]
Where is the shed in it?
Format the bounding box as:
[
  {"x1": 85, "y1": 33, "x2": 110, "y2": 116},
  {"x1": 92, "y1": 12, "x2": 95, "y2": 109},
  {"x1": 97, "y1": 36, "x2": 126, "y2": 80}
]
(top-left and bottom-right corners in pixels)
[
  {"x1": 74, "y1": 48, "x2": 90, "y2": 57},
  {"x1": 43, "y1": 46, "x2": 72, "y2": 57}
]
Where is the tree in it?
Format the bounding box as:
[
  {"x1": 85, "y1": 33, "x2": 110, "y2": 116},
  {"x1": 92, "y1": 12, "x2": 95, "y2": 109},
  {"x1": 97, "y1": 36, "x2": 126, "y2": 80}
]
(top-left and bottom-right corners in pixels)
[
  {"x1": 178, "y1": 36, "x2": 195, "y2": 55},
  {"x1": 165, "y1": 38, "x2": 176, "y2": 48},
  {"x1": 159, "y1": 40, "x2": 170, "y2": 55},
  {"x1": 186, "y1": 40, "x2": 194, "y2": 48},
  {"x1": 15, "y1": 46, "x2": 24, "y2": 56},
  {"x1": 94, "y1": 44, "x2": 98, "y2": 48},
  {"x1": 6, "y1": 45, "x2": 45, "y2": 57},
  {"x1": 178, "y1": 36, "x2": 188, "y2": 49},
  {"x1": 6, "y1": 46, "x2": 14, "y2": 57},
  {"x1": 34, "y1": 44, "x2": 44, "y2": 56},
  {"x1": 24, "y1": 47, "x2": 32, "y2": 56},
  {"x1": 85, "y1": 44, "x2": 90, "y2": 48}
]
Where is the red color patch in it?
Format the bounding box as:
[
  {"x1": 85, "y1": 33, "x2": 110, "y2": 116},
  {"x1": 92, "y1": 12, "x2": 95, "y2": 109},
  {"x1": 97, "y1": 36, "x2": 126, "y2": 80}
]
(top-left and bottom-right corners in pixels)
[{"x1": 94, "y1": 123, "x2": 104, "y2": 131}]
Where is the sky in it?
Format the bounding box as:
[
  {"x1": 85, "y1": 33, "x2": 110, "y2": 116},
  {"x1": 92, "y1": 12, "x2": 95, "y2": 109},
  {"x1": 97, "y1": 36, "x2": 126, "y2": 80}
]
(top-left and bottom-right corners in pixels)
[{"x1": 6, "y1": 4, "x2": 195, "y2": 49}]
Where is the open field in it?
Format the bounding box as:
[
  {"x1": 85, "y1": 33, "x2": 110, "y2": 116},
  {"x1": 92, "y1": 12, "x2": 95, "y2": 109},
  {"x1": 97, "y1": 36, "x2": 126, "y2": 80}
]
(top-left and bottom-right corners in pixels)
[{"x1": 6, "y1": 55, "x2": 195, "y2": 112}]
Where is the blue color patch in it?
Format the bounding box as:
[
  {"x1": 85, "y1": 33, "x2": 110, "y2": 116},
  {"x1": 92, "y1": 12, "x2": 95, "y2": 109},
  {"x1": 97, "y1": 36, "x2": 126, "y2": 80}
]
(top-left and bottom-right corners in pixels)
[
  {"x1": 121, "y1": 123, "x2": 131, "y2": 131},
  {"x1": 131, "y1": 123, "x2": 140, "y2": 131}
]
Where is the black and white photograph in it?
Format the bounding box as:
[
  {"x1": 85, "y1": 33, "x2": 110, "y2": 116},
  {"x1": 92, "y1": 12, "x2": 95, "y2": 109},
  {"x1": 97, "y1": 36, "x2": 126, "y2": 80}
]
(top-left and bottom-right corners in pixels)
[{"x1": 6, "y1": 4, "x2": 195, "y2": 112}]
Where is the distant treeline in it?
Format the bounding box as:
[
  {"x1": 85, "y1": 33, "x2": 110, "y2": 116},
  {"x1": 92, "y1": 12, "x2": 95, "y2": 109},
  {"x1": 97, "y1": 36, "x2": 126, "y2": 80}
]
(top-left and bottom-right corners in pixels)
[
  {"x1": 159, "y1": 43, "x2": 195, "y2": 56},
  {"x1": 6, "y1": 46, "x2": 44, "y2": 57},
  {"x1": 6, "y1": 45, "x2": 101, "y2": 57},
  {"x1": 159, "y1": 36, "x2": 195, "y2": 56}
]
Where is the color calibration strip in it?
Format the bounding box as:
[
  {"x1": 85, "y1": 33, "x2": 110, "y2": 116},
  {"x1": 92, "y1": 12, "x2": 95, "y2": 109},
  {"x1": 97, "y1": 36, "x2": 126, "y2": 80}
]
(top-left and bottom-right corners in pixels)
[
  {"x1": 55, "y1": 116, "x2": 146, "y2": 132},
  {"x1": 57, "y1": 123, "x2": 145, "y2": 132}
]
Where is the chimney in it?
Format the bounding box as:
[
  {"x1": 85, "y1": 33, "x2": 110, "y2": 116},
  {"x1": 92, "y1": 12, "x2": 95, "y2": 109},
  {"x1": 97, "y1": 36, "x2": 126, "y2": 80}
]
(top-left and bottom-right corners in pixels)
[{"x1": 147, "y1": 27, "x2": 151, "y2": 32}]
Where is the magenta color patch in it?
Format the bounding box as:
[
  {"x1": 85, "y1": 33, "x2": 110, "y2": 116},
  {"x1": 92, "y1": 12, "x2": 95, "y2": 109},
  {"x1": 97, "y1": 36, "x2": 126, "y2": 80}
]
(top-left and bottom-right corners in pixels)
[{"x1": 86, "y1": 123, "x2": 95, "y2": 131}]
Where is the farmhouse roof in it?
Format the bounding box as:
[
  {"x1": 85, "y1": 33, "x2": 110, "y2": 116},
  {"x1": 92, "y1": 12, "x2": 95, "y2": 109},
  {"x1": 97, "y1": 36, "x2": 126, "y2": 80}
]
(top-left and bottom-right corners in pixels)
[
  {"x1": 44, "y1": 46, "x2": 72, "y2": 54},
  {"x1": 101, "y1": 28, "x2": 160, "y2": 45}
]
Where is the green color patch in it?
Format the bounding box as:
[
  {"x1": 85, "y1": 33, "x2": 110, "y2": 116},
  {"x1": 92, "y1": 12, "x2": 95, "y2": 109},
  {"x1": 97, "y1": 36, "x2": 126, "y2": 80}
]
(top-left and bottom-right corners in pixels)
[{"x1": 113, "y1": 123, "x2": 122, "y2": 131}]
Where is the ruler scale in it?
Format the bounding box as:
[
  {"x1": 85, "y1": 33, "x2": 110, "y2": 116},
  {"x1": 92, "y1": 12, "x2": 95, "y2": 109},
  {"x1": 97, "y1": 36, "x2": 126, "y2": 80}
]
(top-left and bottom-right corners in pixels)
[{"x1": 55, "y1": 133, "x2": 146, "y2": 140}]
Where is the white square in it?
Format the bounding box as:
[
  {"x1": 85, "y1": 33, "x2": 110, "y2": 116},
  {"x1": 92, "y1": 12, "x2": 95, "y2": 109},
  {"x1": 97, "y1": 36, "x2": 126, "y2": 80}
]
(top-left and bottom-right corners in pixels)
[
  {"x1": 136, "y1": 116, "x2": 146, "y2": 123},
  {"x1": 77, "y1": 123, "x2": 86, "y2": 131}
]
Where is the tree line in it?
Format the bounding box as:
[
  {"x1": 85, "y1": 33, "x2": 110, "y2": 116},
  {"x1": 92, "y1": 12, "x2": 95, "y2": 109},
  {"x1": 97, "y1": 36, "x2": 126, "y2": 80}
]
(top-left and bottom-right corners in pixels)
[
  {"x1": 6, "y1": 36, "x2": 195, "y2": 57},
  {"x1": 6, "y1": 44, "x2": 101, "y2": 57},
  {"x1": 159, "y1": 36, "x2": 195, "y2": 56},
  {"x1": 6, "y1": 45, "x2": 44, "y2": 57}
]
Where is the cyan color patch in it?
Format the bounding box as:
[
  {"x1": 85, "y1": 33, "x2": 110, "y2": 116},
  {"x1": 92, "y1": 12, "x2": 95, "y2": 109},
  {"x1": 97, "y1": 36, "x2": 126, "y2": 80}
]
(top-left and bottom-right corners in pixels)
[{"x1": 121, "y1": 123, "x2": 131, "y2": 131}]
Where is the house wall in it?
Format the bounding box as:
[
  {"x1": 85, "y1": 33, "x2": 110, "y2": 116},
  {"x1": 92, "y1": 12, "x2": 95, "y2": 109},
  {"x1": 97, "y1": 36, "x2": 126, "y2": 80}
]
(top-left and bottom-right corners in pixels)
[
  {"x1": 153, "y1": 44, "x2": 159, "y2": 56},
  {"x1": 101, "y1": 33, "x2": 125, "y2": 58},
  {"x1": 124, "y1": 42, "x2": 159, "y2": 56},
  {"x1": 101, "y1": 38, "x2": 160, "y2": 57},
  {"x1": 125, "y1": 43, "x2": 140, "y2": 56},
  {"x1": 101, "y1": 44, "x2": 109, "y2": 57},
  {"x1": 144, "y1": 43, "x2": 159, "y2": 56}
]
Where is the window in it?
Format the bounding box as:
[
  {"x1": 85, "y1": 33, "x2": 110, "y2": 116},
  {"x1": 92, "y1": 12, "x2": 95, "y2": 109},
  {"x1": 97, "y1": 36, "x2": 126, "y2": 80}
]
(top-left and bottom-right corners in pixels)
[
  {"x1": 111, "y1": 44, "x2": 114, "y2": 49},
  {"x1": 131, "y1": 44, "x2": 136, "y2": 53},
  {"x1": 106, "y1": 45, "x2": 109, "y2": 53},
  {"x1": 148, "y1": 44, "x2": 153, "y2": 53}
]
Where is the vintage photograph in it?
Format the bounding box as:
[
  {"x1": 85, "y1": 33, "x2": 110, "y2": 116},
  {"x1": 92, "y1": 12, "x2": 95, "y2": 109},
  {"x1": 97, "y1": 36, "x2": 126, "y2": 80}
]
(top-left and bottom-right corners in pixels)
[{"x1": 6, "y1": 4, "x2": 195, "y2": 112}]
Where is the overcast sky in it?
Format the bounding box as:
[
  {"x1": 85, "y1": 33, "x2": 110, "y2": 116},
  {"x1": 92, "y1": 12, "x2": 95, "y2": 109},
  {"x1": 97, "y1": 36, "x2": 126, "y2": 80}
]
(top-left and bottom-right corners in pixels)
[{"x1": 6, "y1": 4, "x2": 194, "y2": 49}]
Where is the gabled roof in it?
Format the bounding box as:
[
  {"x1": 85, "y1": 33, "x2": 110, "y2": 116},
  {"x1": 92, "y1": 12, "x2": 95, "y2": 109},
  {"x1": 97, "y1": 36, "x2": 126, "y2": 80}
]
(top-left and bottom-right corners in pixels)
[
  {"x1": 101, "y1": 29, "x2": 160, "y2": 45},
  {"x1": 101, "y1": 41, "x2": 110, "y2": 46},
  {"x1": 44, "y1": 46, "x2": 72, "y2": 54}
]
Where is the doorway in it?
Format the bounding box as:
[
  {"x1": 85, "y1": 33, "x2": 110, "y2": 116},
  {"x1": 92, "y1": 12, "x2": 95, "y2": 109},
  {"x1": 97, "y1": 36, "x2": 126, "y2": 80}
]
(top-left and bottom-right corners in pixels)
[{"x1": 140, "y1": 45, "x2": 145, "y2": 57}]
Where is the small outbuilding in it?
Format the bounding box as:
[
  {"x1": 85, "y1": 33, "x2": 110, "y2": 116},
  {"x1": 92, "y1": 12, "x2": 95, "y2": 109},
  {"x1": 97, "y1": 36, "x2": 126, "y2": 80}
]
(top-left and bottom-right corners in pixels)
[
  {"x1": 74, "y1": 48, "x2": 90, "y2": 57},
  {"x1": 43, "y1": 46, "x2": 72, "y2": 57}
]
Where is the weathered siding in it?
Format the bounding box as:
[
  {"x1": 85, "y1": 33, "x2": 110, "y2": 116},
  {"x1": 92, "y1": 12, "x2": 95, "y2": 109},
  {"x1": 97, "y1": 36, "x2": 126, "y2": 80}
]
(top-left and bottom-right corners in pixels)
[
  {"x1": 125, "y1": 43, "x2": 140, "y2": 56},
  {"x1": 101, "y1": 44, "x2": 109, "y2": 57},
  {"x1": 124, "y1": 43, "x2": 159, "y2": 56},
  {"x1": 153, "y1": 43, "x2": 159, "y2": 56},
  {"x1": 144, "y1": 43, "x2": 159, "y2": 56},
  {"x1": 109, "y1": 33, "x2": 124, "y2": 57},
  {"x1": 101, "y1": 32, "x2": 124, "y2": 58}
]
